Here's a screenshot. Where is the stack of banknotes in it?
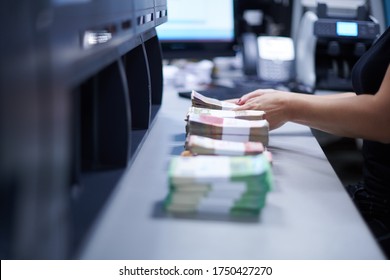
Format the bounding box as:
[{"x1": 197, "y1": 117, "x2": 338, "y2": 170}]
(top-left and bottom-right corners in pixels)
[
  {"x1": 165, "y1": 154, "x2": 273, "y2": 217},
  {"x1": 188, "y1": 90, "x2": 269, "y2": 145},
  {"x1": 185, "y1": 134, "x2": 265, "y2": 156},
  {"x1": 191, "y1": 90, "x2": 240, "y2": 110},
  {"x1": 164, "y1": 90, "x2": 273, "y2": 218},
  {"x1": 186, "y1": 113, "x2": 269, "y2": 145}
]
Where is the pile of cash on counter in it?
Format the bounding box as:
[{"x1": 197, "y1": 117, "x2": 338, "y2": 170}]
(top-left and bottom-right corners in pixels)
[{"x1": 164, "y1": 90, "x2": 274, "y2": 218}]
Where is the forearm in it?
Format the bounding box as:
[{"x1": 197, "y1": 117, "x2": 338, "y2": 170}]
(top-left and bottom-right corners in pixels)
[
  {"x1": 316, "y1": 92, "x2": 356, "y2": 99},
  {"x1": 289, "y1": 93, "x2": 390, "y2": 143}
]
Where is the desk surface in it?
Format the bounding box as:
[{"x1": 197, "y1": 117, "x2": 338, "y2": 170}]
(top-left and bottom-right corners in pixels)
[{"x1": 79, "y1": 86, "x2": 384, "y2": 259}]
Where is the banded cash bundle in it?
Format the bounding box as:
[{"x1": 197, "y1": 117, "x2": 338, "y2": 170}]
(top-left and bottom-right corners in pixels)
[
  {"x1": 186, "y1": 135, "x2": 265, "y2": 156},
  {"x1": 191, "y1": 90, "x2": 238, "y2": 110},
  {"x1": 165, "y1": 154, "x2": 273, "y2": 217},
  {"x1": 186, "y1": 113, "x2": 269, "y2": 145},
  {"x1": 187, "y1": 106, "x2": 265, "y2": 121}
]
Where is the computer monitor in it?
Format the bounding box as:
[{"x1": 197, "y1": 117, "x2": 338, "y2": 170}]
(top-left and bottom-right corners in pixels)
[{"x1": 156, "y1": 0, "x2": 236, "y2": 59}]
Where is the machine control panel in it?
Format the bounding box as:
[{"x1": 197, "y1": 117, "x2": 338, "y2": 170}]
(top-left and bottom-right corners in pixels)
[{"x1": 314, "y1": 20, "x2": 380, "y2": 40}]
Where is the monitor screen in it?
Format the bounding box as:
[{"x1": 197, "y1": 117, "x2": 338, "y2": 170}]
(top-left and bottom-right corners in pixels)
[{"x1": 156, "y1": 0, "x2": 236, "y2": 59}]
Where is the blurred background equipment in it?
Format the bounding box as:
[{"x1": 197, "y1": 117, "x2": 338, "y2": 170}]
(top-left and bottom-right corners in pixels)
[{"x1": 295, "y1": 1, "x2": 380, "y2": 91}]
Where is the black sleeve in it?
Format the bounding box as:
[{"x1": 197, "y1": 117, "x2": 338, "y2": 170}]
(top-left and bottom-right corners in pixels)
[{"x1": 351, "y1": 27, "x2": 390, "y2": 95}]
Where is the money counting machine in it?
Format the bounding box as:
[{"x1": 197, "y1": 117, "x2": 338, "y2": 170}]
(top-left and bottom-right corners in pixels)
[{"x1": 295, "y1": 3, "x2": 380, "y2": 91}]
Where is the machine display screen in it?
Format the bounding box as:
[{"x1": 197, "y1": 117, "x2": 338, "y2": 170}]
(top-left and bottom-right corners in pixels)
[{"x1": 336, "y1": 22, "x2": 358, "y2": 36}]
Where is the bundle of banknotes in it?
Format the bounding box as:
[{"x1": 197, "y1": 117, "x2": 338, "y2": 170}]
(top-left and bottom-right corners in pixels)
[
  {"x1": 187, "y1": 90, "x2": 269, "y2": 145},
  {"x1": 187, "y1": 106, "x2": 265, "y2": 121},
  {"x1": 185, "y1": 134, "x2": 265, "y2": 156},
  {"x1": 164, "y1": 154, "x2": 273, "y2": 217},
  {"x1": 186, "y1": 113, "x2": 269, "y2": 145}
]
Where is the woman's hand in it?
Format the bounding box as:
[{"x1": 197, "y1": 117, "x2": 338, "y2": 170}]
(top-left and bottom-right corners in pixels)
[{"x1": 233, "y1": 89, "x2": 293, "y2": 130}]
